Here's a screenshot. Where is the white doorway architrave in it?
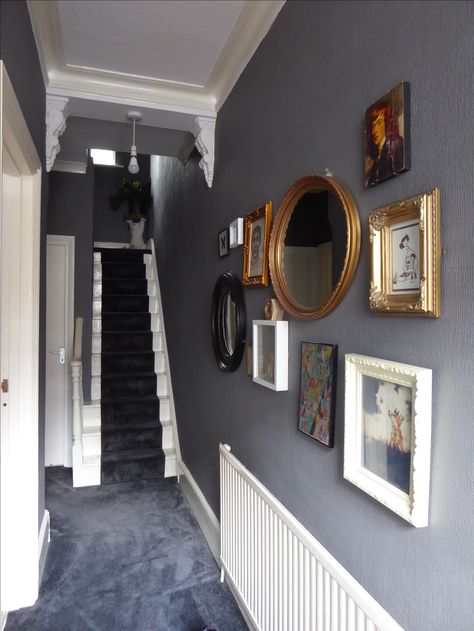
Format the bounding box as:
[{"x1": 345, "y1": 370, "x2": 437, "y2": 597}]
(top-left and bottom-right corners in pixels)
[
  {"x1": 0, "y1": 61, "x2": 42, "y2": 617},
  {"x1": 46, "y1": 234, "x2": 75, "y2": 467}
]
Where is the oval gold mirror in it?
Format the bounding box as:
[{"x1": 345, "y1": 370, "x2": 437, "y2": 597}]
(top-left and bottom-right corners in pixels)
[{"x1": 269, "y1": 175, "x2": 360, "y2": 319}]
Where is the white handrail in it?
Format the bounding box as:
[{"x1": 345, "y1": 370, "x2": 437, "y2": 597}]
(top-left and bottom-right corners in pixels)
[{"x1": 71, "y1": 317, "x2": 84, "y2": 472}]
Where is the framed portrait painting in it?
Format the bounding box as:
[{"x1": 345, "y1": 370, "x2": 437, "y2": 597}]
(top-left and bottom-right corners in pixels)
[
  {"x1": 242, "y1": 202, "x2": 272, "y2": 286},
  {"x1": 298, "y1": 342, "x2": 337, "y2": 447},
  {"x1": 369, "y1": 188, "x2": 441, "y2": 316},
  {"x1": 364, "y1": 81, "x2": 410, "y2": 187},
  {"x1": 344, "y1": 354, "x2": 432, "y2": 527}
]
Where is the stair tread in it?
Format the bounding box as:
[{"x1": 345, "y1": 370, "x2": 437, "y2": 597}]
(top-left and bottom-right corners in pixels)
[
  {"x1": 101, "y1": 371, "x2": 157, "y2": 379},
  {"x1": 94, "y1": 247, "x2": 151, "y2": 253},
  {"x1": 101, "y1": 394, "x2": 159, "y2": 404},
  {"x1": 102, "y1": 277, "x2": 146, "y2": 281},
  {"x1": 101, "y1": 294, "x2": 149, "y2": 298},
  {"x1": 102, "y1": 311, "x2": 150, "y2": 316},
  {"x1": 101, "y1": 350, "x2": 155, "y2": 355},
  {"x1": 102, "y1": 447, "x2": 163, "y2": 463},
  {"x1": 102, "y1": 420, "x2": 161, "y2": 433},
  {"x1": 102, "y1": 330, "x2": 152, "y2": 335}
]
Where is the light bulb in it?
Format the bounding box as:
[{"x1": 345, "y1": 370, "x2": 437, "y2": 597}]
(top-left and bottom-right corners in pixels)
[{"x1": 128, "y1": 145, "x2": 140, "y2": 174}]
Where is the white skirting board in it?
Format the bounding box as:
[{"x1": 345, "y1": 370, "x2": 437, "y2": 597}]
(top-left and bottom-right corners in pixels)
[
  {"x1": 178, "y1": 461, "x2": 220, "y2": 564},
  {"x1": 1, "y1": 510, "x2": 50, "y2": 631}
]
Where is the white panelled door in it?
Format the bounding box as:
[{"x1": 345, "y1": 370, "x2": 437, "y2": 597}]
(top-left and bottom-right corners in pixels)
[
  {"x1": 0, "y1": 60, "x2": 42, "y2": 613},
  {"x1": 45, "y1": 236, "x2": 74, "y2": 467}
]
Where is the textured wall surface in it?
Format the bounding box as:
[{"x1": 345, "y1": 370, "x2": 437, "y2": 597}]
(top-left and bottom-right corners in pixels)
[
  {"x1": 0, "y1": 0, "x2": 48, "y2": 530},
  {"x1": 48, "y1": 169, "x2": 95, "y2": 400},
  {"x1": 151, "y1": 2, "x2": 474, "y2": 629}
]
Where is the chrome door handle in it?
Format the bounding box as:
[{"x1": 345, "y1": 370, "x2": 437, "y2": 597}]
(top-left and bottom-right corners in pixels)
[{"x1": 49, "y1": 347, "x2": 65, "y2": 365}]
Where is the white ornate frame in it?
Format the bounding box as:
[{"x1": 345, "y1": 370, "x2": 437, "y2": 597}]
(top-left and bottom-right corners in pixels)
[
  {"x1": 252, "y1": 320, "x2": 288, "y2": 391},
  {"x1": 344, "y1": 354, "x2": 432, "y2": 527},
  {"x1": 369, "y1": 188, "x2": 441, "y2": 317}
]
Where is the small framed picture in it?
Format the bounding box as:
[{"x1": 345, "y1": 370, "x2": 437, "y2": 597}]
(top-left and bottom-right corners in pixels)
[
  {"x1": 344, "y1": 354, "x2": 432, "y2": 527},
  {"x1": 218, "y1": 227, "x2": 229, "y2": 258},
  {"x1": 252, "y1": 320, "x2": 288, "y2": 391},
  {"x1": 298, "y1": 342, "x2": 337, "y2": 448},
  {"x1": 243, "y1": 202, "x2": 272, "y2": 286},
  {"x1": 229, "y1": 218, "x2": 243, "y2": 248},
  {"x1": 369, "y1": 188, "x2": 441, "y2": 316},
  {"x1": 364, "y1": 81, "x2": 410, "y2": 187}
]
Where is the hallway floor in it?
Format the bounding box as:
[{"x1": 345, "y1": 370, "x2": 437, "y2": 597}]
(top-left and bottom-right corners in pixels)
[{"x1": 5, "y1": 468, "x2": 248, "y2": 631}]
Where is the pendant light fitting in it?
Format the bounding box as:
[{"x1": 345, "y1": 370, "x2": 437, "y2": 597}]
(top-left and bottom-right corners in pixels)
[{"x1": 127, "y1": 111, "x2": 142, "y2": 174}]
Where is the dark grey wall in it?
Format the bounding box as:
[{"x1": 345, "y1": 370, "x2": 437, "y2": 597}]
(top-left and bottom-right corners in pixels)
[
  {"x1": 48, "y1": 169, "x2": 95, "y2": 400},
  {"x1": 151, "y1": 2, "x2": 474, "y2": 630},
  {"x1": 93, "y1": 153, "x2": 150, "y2": 243},
  {"x1": 1, "y1": 0, "x2": 48, "y2": 530}
]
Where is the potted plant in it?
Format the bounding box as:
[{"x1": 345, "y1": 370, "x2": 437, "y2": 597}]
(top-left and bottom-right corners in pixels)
[{"x1": 109, "y1": 178, "x2": 152, "y2": 221}]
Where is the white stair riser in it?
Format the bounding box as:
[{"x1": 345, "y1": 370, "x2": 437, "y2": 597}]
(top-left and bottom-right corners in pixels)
[
  {"x1": 157, "y1": 373, "x2": 167, "y2": 396},
  {"x1": 160, "y1": 398, "x2": 171, "y2": 421},
  {"x1": 155, "y1": 352, "x2": 165, "y2": 373},
  {"x1": 93, "y1": 298, "x2": 102, "y2": 315},
  {"x1": 164, "y1": 454, "x2": 177, "y2": 478},
  {"x1": 91, "y1": 354, "x2": 101, "y2": 376},
  {"x1": 82, "y1": 432, "x2": 101, "y2": 457},
  {"x1": 82, "y1": 404, "x2": 100, "y2": 428},
  {"x1": 150, "y1": 313, "x2": 161, "y2": 332},
  {"x1": 162, "y1": 424, "x2": 174, "y2": 449},
  {"x1": 153, "y1": 332, "x2": 163, "y2": 352},
  {"x1": 91, "y1": 377, "x2": 101, "y2": 400},
  {"x1": 93, "y1": 281, "x2": 102, "y2": 298},
  {"x1": 93, "y1": 264, "x2": 102, "y2": 281}
]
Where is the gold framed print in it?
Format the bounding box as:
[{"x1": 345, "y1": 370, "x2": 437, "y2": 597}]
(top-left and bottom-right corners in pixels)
[
  {"x1": 369, "y1": 188, "x2": 441, "y2": 317},
  {"x1": 242, "y1": 201, "x2": 272, "y2": 287}
]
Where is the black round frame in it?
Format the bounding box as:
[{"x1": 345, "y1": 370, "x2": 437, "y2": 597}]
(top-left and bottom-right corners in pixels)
[{"x1": 211, "y1": 271, "x2": 247, "y2": 372}]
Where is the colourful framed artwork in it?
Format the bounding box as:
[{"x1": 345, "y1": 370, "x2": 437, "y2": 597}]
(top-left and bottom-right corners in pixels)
[
  {"x1": 364, "y1": 81, "x2": 410, "y2": 187},
  {"x1": 344, "y1": 354, "x2": 432, "y2": 527},
  {"x1": 242, "y1": 202, "x2": 272, "y2": 286},
  {"x1": 369, "y1": 188, "x2": 441, "y2": 316},
  {"x1": 298, "y1": 342, "x2": 337, "y2": 447}
]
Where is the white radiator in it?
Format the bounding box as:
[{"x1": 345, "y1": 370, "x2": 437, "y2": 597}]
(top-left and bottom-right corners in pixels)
[{"x1": 219, "y1": 444, "x2": 403, "y2": 631}]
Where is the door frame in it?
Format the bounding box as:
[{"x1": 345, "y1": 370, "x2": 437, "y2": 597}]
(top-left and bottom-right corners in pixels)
[
  {"x1": 46, "y1": 234, "x2": 75, "y2": 467},
  {"x1": 0, "y1": 61, "x2": 41, "y2": 612}
]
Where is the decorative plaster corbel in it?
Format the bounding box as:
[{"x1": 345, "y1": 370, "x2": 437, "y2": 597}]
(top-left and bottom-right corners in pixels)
[
  {"x1": 46, "y1": 95, "x2": 69, "y2": 172},
  {"x1": 193, "y1": 116, "x2": 216, "y2": 188}
]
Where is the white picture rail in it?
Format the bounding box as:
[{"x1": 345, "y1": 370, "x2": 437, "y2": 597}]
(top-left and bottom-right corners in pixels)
[
  {"x1": 252, "y1": 320, "x2": 288, "y2": 391},
  {"x1": 344, "y1": 354, "x2": 432, "y2": 527}
]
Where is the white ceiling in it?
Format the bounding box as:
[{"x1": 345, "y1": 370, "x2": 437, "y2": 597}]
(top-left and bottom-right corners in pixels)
[
  {"x1": 28, "y1": 0, "x2": 285, "y2": 127},
  {"x1": 58, "y1": 0, "x2": 245, "y2": 88}
]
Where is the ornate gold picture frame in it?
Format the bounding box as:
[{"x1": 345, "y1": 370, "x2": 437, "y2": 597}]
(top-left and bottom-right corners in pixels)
[
  {"x1": 242, "y1": 201, "x2": 272, "y2": 287},
  {"x1": 369, "y1": 188, "x2": 441, "y2": 317}
]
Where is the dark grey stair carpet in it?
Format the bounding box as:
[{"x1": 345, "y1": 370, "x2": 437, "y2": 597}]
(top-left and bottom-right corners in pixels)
[
  {"x1": 5, "y1": 467, "x2": 247, "y2": 631},
  {"x1": 98, "y1": 247, "x2": 163, "y2": 485}
]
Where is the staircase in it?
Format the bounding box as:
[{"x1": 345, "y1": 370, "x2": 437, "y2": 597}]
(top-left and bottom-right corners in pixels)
[{"x1": 97, "y1": 247, "x2": 166, "y2": 483}]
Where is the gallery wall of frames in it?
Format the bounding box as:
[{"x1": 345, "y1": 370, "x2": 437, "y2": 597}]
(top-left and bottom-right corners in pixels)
[{"x1": 212, "y1": 82, "x2": 441, "y2": 527}]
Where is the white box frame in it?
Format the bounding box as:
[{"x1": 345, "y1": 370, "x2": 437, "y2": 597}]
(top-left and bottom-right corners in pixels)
[
  {"x1": 252, "y1": 320, "x2": 288, "y2": 391},
  {"x1": 229, "y1": 218, "x2": 243, "y2": 248},
  {"x1": 344, "y1": 353, "x2": 432, "y2": 527}
]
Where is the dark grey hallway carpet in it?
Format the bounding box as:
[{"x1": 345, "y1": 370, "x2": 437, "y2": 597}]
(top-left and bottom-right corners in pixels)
[{"x1": 5, "y1": 468, "x2": 248, "y2": 631}]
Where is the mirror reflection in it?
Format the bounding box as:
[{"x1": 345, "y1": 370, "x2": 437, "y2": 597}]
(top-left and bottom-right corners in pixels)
[
  {"x1": 283, "y1": 190, "x2": 346, "y2": 309},
  {"x1": 222, "y1": 294, "x2": 237, "y2": 356}
]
